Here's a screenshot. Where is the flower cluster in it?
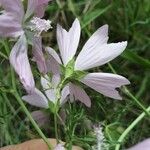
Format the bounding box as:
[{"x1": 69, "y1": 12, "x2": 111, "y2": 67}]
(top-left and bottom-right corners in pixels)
[
  {"x1": 22, "y1": 18, "x2": 130, "y2": 109},
  {"x1": 0, "y1": 1, "x2": 132, "y2": 149}
]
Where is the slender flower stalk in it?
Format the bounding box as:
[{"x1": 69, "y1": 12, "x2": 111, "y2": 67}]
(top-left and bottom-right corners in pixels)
[
  {"x1": 115, "y1": 106, "x2": 150, "y2": 150},
  {"x1": 3, "y1": 40, "x2": 52, "y2": 150}
]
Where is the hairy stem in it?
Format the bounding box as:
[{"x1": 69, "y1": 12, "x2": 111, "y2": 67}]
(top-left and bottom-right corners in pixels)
[
  {"x1": 3, "y1": 40, "x2": 52, "y2": 150},
  {"x1": 54, "y1": 105, "x2": 59, "y2": 143}
]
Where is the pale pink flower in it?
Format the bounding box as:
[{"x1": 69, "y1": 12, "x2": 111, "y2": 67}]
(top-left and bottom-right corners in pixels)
[
  {"x1": 0, "y1": 0, "x2": 51, "y2": 91},
  {"x1": 9, "y1": 34, "x2": 35, "y2": 93},
  {"x1": 47, "y1": 18, "x2": 130, "y2": 107},
  {"x1": 54, "y1": 144, "x2": 65, "y2": 150},
  {"x1": 0, "y1": 0, "x2": 51, "y2": 38},
  {"x1": 22, "y1": 74, "x2": 69, "y2": 108},
  {"x1": 128, "y1": 138, "x2": 150, "y2": 150}
]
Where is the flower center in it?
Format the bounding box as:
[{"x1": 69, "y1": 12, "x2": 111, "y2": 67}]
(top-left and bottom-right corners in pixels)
[{"x1": 29, "y1": 17, "x2": 52, "y2": 37}]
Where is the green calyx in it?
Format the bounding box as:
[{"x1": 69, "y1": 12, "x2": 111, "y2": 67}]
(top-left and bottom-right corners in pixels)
[{"x1": 61, "y1": 58, "x2": 88, "y2": 82}]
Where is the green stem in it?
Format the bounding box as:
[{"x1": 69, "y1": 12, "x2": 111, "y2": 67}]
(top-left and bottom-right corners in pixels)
[
  {"x1": 3, "y1": 40, "x2": 52, "y2": 149},
  {"x1": 11, "y1": 92, "x2": 50, "y2": 149},
  {"x1": 53, "y1": 78, "x2": 67, "y2": 143},
  {"x1": 54, "y1": 107, "x2": 59, "y2": 143},
  {"x1": 108, "y1": 63, "x2": 150, "y2": 116},
  {"x1": 115, "y1": 106, "x2": 150, "y2": 150},
  {"x1": 123, "y1": 87, "x2": 150, "y2": 116}
]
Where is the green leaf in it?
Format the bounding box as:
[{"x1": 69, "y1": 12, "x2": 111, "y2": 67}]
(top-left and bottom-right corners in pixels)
[
  {"x1": 122, "y1": 50, "x2": 150, "y2": 69},
  {"x1": 81, "y1": 5, "x2": 111, "y2": 28}
]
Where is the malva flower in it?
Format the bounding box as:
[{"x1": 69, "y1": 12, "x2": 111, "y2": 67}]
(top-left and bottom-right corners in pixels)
[
  {"x1": 0, "y1": 0, "x2": 52, "y2": 92},
  {"x1": 22, "y1": 74, "x2": 69, "y2": 108},
  {"x1": 0, "y1": 0, "x2": 52, "y2": 38},
  {"x1": 46, "y1": 18, "x2": 130, "y2": 107}
]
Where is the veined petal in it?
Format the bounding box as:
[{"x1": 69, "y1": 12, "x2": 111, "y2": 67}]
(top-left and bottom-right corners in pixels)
[
  {"x1": 22, "y1": 88, "x2": 48, "y2": 108},
  {"x1": 57, "y1": 18, "x2": 81, "y2": 65},
  {"x1": 9, "y1": 34, "x2": 35, "y2": 93},
  {"x1": 75, "y1": 40, "x2": 127, "y2": 70},
  {"x1": 35, "y1": 0, "x2": 51, "y2": 18},
  {"x1": 69, "y1": 83, "x2": 91, "y2": 107},
  {"x1": 0, "y1": 13, "x2": 23, "y2": 38},
  {"x1": 31, "y1": 110, "x2": 49, "y2": 127},
  {"x1": 60, "y1": 85, "x2": 70, "y2": 105},
  {"x1": 81, "y1": 73, "x2": 130, "y2": 100},
  {"x1": 25, "y1": 0, "x2": 50, "y2": 19},
  {"x1": 52, "y1": 74, "x2": 61, "y2": 88},
  {"x1": 32, "y1": 37, "x2": 47, "y2": 74},
  {"x1": 0, "y1": 0, "x2": 24, "y2": 22},
  {"x1": 41, "y1": 75, "x2": 51, "y2": 90},
  {"x1": 45, "y1": 89, "x2": 57, "y2": 103},
  {"x1": 46, "y1": 47, "x2": 62, "y2": 64},
  {"x1": 75, "y1": 25, "x2": 108, "y2": 65},
  {"x1": 46, "y1": 47, "x2": 61, "y2": 74}
]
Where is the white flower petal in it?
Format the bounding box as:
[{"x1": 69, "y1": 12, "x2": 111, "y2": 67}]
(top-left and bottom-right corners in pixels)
[
  {"x1": 32, "y1": 37, "x2": 47, "y2": 74},
  {"x1": 41, "y1": 75, "x2": 51, "y2": 90},
  {"x1": 22, "y1": 88, "x2": 48, "y2": 108},
  {"x1": 52, "y1": 74, "x2": 60, "y2": 88},
  {"x1": 75, "y1": 40, "x2": 127, "y2": 70},
  {"x1": 54, "y1": 144, "x2": 65, "y2": 150},
  {"x1": 0, "y1": 13, "x2": 23, "y2": 38},
  {"x1": 45, "y1": 89, "x2": 57, "y2": 103},
  {"x1": 46, "y1": 47, "x2": 62, "y2": 64},
  {"x1": 60, "y1": 85, "x2": 70, "y2": 105},
  {"x1": 76, "y1": 24, "x2": 108, "y2": 61},
  {"x1": 46, "y1": 47, "x2": 61, "y2": 74},
  {"x1": 41, "y1": 75, "x2": 54, "y2": 102},
  {"x1": 0, "y1": 0, "x2": 24, "y2": 22},
  {"x1": 81, "y1": 73, "x2": 130, "y2": 100},
  {"x1": 128, "y1": 138, "x2": 150, "y2": 150},
  {"x1": 41, "y1": 74, "x2": 60, "y2": 103},
  {"x1": 57, "y1": 18, "x2": 81, "y2": 65},
  {"x1": 9, "y1": 34, "x2": 35, "y2": 93},
  {"x1": 69, "y1": 83, "x2": 91, "y2": 107}
]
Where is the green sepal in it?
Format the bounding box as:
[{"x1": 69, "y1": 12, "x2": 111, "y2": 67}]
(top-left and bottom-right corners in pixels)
[
  {"x1": 65, "y1": 58, "x2": 75, "y2": 78},
  {"x1": 48, "y1": 100, "x2": 55, "y2": 114},
  {"x1": 48, "y1": 100, "x2": 60, "y2": 114},
  {"x1": 60, "y1": 64, "x2": 66, "y2": 75},
  {"x1": 72, "y1": 70, "x2": 88, "y2": 81}
]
